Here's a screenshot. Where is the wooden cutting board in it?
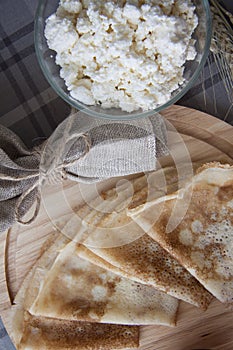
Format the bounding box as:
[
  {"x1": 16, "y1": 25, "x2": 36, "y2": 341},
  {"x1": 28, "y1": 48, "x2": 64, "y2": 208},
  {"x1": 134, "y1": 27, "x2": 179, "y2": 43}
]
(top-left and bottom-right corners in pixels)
[{"x1": 1, "y1": 105, "x2": 233, "y2": 350}]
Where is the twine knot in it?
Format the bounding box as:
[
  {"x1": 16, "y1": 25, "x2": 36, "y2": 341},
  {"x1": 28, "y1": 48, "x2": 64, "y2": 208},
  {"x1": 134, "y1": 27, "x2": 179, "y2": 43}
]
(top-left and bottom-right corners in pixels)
[
  {"x1": 0, "y1": 110, "x2": 168, "y2": 233},
  {"x1": 11, "y1": 133, "x2": 91, "y2": 226}
]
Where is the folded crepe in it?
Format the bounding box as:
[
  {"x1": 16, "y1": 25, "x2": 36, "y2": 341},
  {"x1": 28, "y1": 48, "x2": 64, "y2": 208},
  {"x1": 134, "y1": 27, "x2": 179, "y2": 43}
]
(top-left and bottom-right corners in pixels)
[
  {"x1": 18, "y1": 312, "x2": 140, "y2": 350},
  {"x1": 29, "y1": 239, "x2": 179, "y2": 326},
  {"x1": 11, "y1": 234, "x2": 140, "y2": 350},
  {"x1": 128, "y1": 162, "x2": 233, "y2": 306},
  {"x1": 66, "y1": 163, "x2": 198, "y2": 245},
  {"x1": 68, "y1": 164, "x2": 212, "y2": 310},
  {"x1": 77, "y1": 234, "x2": 212, "y2": 310}
]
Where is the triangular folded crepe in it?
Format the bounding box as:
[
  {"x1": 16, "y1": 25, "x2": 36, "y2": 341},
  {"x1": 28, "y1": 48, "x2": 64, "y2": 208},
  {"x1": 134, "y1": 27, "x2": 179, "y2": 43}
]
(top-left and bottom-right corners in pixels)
[
  {"x1": 65, "y1": 164, "x2": 198, "y2": 246},
  {"x1": 18, "y1": 312, "x2": 140, "y2": 350},
  {"x1": 11, "y1": 234, "x2": 139, "y2": 350},
  {"x1": 128, "y1": 162, "x2": 233, "y2": 306},
  {"x1": 70, "y1": 164, "x2": 212, "y2": 310},
  {"x1": 77, "y1": 234, "x2": 212, "y2": 309},
  {"x1": 29, "y1": 240, "x2": 179, "y2": 326}
]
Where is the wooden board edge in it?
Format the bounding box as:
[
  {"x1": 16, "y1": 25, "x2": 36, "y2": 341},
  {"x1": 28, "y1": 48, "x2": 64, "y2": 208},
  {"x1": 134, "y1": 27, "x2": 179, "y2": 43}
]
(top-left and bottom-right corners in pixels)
[
  {"x1": 0, "y1": 230, "x2": 12, "y2": 311},
  {"x1": 162, "y1": 106, "x2": 233, "y2": 160}
]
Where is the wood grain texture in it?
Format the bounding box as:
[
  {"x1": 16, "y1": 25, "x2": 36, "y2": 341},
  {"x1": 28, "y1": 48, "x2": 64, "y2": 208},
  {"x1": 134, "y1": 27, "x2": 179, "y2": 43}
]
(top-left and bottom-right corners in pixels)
[
  {"x1": 0, "y1": 231, "x2": 11, "y2": 310},
  {"x1": 0, "y1": 105, "x2": 233, "y2": 349}
]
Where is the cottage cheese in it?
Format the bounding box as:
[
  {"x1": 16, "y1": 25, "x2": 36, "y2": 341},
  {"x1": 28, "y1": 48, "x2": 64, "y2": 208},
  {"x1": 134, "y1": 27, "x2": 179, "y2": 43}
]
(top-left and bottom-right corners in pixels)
[{"x1": 45, "y1": 0, "x2": 198, "y2": 112}]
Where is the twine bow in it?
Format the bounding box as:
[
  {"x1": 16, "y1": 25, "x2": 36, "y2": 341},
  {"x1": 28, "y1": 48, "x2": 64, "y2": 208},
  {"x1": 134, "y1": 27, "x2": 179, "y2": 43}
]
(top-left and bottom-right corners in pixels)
[
  {"x1": 0, "y1": 109, "x2": 168, "y2": 233},
  {"x1": 13, "y1": 133, "x2": 91, "y2": 226}
]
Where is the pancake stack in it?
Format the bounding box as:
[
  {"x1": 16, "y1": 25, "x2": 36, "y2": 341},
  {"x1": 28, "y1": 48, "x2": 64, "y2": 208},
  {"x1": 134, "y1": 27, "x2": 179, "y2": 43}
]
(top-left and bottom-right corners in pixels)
[
  {"x1": 10, "y1": 162, "x2": 233, "y2": 349},
  {"x1": 11, "y1": 235, "x2": 140, "y2": 350}
]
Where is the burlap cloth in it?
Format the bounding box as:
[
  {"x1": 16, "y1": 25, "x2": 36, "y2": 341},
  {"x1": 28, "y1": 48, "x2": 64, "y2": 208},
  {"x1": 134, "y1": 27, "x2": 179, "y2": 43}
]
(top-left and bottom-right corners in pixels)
[{"x1": 0, "y1": 109, "x2": 167, "y2": 233}]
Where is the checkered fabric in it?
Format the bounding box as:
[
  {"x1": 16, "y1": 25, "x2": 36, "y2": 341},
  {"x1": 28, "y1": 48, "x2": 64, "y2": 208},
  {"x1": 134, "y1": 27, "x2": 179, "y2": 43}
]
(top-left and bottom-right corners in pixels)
[
  {"x1": 0, "y1": 1, "x2": 232, "y2": 349},
  {"x1": 0, "y1": 0, "x2": 71, "y2": 149}
]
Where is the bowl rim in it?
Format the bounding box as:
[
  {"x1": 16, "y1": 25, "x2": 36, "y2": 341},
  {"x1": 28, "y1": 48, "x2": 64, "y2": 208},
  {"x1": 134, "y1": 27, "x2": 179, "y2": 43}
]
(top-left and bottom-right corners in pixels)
[{"x1": 34, "y1": 0, "x2": 212, "y2": 120}]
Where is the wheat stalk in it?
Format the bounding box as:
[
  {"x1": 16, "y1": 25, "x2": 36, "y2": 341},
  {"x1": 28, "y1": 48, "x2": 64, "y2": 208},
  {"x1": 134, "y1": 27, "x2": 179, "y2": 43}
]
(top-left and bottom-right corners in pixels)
[
  {"x1": 210, "y1": 1, "x2": 233, "y2": 74},
  {"x1": 207, "y1": 0, "x2": 233, "y2": 120}
]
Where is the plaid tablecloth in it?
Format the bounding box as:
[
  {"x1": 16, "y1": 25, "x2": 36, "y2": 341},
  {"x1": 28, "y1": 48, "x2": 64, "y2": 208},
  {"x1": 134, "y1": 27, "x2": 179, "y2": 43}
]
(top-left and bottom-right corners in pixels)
[{"x1": 0, "y1": 1, "x2": 233, "y2": 349}]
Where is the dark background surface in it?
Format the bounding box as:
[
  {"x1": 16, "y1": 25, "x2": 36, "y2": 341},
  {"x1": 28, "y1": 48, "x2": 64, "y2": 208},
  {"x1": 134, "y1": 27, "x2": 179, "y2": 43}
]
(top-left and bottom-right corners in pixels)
[{"x1": 221, "y1": 0, "x2": 233, "y2": 13}]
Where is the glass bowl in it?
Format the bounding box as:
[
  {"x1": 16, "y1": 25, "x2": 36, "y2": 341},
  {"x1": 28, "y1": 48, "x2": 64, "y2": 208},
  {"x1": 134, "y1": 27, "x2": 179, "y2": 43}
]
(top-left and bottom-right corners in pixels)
[{"x1": 34, "y1": 0, "x2": 212, "y2": 120}]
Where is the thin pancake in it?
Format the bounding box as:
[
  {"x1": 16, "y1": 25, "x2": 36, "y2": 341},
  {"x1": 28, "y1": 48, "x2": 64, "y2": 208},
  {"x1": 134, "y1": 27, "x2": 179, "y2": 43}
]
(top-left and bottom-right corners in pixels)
[
  {"x1": 70, "y1": 164, "x2": 212, "y2": 309},
  {"x1": 77, "y1": 233, "x2": 212, "y2": 309},
  {"x1": 11, "y1": 233, "x2": 139, "y2": 350},
  {"x1": 129, "y1": 162, "x2": 233, "y2": 306},
  {"x1": 19, "y1": 312, "x2": 139, "y2": 350},
  {"x1": 75, "y1": 164, "x2": 199, "y2": 237},
  {"x1": 29, "y1": 240, "x2": 179, "y2": 326}
]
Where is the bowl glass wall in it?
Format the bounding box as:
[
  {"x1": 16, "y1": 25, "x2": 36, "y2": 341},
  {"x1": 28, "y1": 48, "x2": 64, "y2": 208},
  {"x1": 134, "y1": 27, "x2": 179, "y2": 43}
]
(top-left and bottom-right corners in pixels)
[{"x1": 34, "y1": 0, "x2": 212, "y2": 120}]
